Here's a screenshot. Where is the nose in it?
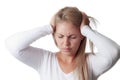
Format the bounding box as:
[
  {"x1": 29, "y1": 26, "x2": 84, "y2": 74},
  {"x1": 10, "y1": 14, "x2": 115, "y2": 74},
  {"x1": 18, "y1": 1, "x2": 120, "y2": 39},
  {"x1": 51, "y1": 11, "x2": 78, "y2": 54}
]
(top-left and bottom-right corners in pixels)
[{"x1": 64, "y1": 37, "x2": 70, "y2": 46}]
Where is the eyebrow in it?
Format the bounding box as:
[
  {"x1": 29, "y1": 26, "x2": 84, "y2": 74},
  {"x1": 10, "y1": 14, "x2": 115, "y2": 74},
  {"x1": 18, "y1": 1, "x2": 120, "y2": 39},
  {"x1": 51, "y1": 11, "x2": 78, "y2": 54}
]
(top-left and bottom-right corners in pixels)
[{"x1": 55, "y1": 33, "x2": 78, "y2": 36}]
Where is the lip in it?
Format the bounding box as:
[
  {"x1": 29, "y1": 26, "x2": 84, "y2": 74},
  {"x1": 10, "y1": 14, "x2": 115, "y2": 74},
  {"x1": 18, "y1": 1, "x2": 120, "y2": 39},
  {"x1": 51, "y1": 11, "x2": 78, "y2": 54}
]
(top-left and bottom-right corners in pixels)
[{"x1": 62, "y1": 48, "x2": 71, "y2": 52}]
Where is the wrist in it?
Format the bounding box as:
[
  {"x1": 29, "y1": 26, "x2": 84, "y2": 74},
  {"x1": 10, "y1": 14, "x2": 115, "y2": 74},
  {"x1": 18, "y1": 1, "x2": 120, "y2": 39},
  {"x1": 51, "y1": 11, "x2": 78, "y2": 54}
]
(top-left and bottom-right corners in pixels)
[{"x1": 81, "y1": 25, "x2": 91, "y2": 36}]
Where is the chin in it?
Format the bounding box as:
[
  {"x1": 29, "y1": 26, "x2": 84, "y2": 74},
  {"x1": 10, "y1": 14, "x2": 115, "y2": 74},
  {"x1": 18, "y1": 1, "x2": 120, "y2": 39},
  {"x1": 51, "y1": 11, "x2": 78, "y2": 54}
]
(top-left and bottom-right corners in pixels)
[{"x1": 61, "y1": 51, "x2": 74, "y2": 56}]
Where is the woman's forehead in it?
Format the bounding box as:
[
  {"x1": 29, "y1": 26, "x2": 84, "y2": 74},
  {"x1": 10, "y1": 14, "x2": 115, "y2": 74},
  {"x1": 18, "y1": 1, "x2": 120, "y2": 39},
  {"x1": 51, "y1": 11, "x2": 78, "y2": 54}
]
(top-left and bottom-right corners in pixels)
[{"x1": 56, "y1": 22, "x2": 80, "y2": 34}]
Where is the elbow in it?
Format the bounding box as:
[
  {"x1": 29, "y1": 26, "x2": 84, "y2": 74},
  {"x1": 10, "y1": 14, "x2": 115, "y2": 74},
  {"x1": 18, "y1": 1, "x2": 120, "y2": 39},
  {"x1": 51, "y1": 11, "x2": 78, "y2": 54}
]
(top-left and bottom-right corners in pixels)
[
  {"x1": 110, "y1": 46, "x2": 120, "y2": 60},
  {"x1": 5, "y1": 38, "x2": 21, "y2": 57},
  {"x1": 117, "y1": 47, "x2": 120, "y2": 59}
]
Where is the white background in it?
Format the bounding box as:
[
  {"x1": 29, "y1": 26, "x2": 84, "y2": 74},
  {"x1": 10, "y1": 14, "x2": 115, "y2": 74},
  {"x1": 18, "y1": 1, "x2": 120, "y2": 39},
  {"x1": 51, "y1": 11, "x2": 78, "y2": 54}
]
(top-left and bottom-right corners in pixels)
[{"x1": 0, "y1": 0, "x2": 120, "y2": 80}]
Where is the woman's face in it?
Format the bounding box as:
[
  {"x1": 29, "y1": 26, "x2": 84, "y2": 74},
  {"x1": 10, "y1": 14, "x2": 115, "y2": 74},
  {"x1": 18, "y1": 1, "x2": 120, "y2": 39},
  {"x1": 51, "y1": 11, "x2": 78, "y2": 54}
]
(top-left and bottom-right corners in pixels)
[{"x1": 54, "y1": 22, "x2": 84, "y2": 56}]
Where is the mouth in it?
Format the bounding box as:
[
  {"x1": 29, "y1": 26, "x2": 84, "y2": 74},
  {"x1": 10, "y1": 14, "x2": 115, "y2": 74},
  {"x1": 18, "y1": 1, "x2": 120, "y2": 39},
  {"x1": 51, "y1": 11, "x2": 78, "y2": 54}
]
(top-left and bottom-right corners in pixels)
[{"x1": 62, "y1": 48, "x2": 71, "y2": 52}]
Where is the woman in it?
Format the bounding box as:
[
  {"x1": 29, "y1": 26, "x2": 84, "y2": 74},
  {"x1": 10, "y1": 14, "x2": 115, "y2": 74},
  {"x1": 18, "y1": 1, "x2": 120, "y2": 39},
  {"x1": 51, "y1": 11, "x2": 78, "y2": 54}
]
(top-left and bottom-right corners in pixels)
[{"x1": 5, "y1": 7, "x2": 120, "y2": 80}]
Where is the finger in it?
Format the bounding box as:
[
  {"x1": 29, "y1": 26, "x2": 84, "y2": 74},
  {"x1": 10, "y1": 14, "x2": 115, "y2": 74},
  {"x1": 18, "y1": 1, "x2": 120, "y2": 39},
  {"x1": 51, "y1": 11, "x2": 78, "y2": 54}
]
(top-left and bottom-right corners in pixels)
[{"x1": 81, "y1": 12, "x2": 90, "y2": 25}]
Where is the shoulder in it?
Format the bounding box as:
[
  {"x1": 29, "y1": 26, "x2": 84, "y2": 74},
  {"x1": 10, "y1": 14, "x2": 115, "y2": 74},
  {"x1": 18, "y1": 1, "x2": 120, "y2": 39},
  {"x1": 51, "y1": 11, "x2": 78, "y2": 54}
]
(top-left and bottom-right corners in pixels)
[
  {"x1": 40, "y1": 49, "x2": 56, "y2": 60},
  {"x1": 22, "y1": 46, "x2": 55, "y2": 58}
]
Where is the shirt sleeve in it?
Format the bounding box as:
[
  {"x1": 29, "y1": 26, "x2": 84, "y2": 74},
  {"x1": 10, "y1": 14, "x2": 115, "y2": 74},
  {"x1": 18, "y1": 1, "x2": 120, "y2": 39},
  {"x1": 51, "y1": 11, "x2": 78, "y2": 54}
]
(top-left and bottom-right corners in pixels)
[
  {"x1": 5, "y1": 24, "x2": 53, "y2": 70},
  {"x1": 81, "y1": 25, "x2": 120, "y2": 78}
]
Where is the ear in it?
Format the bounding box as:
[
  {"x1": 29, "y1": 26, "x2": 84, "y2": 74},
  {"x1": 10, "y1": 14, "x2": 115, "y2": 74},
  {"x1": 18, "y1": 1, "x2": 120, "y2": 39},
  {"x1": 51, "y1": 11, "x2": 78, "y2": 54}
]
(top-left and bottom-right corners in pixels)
[
  {"x1": 79, "y1": 27, "x2": 85, "y2": 39},
  {"x1": 52, "y1": 33, "x2": 58, "y2": 47}
]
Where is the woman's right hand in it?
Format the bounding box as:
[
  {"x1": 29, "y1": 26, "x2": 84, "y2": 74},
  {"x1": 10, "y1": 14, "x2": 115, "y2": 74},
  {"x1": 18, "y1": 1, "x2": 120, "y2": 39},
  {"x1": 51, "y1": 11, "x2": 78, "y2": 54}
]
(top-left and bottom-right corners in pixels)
[{"x1": 50, "y1": 14, "x2": 56, "y2": 32}]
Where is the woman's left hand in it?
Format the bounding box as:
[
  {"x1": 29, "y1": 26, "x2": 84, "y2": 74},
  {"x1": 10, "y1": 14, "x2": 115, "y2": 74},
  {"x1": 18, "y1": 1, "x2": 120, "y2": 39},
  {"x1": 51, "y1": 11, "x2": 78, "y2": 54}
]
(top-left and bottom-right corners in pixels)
[{"x1": 80, "y1": 12, "x2": 90, "y2": 28}]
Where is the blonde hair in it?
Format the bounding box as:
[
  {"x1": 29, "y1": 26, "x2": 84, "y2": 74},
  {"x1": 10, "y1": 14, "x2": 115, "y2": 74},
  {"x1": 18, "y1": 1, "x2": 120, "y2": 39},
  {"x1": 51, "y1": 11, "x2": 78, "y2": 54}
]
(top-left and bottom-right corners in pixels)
[{"x1": 53, "y1": 6, "x2": 95, "y2": 80}]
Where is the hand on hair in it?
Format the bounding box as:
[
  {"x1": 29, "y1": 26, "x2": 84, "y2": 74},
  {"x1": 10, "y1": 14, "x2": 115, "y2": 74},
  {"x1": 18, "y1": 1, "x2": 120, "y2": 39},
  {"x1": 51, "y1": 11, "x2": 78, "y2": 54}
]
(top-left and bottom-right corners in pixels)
[
  {"x1": 50, "y1": 15, "x2": 56, "y2": 32},
  {"x1": 80, "y1": 12, "x2": 90, "y2": 28}
]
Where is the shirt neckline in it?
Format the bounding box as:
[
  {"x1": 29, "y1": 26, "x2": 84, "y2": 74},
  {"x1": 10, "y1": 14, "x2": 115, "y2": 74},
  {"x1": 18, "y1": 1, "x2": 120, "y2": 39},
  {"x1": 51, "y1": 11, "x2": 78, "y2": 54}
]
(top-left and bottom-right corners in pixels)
[{"x1": 55, "y1": 53, "x2": 74, "y2": 76}]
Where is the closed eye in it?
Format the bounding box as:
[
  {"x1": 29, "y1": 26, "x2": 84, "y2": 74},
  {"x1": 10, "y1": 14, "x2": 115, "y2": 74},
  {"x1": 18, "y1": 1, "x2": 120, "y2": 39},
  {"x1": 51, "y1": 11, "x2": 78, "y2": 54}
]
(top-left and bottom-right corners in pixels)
[
  {"x1": 58, "y1": 36, "x2": 63, "y2": 38},
  {"x1": 56, "y1": 34, "x2": 64, "y2": 38},
  {"x1": 69, "y1": 36, "x2": 77, "y2": 39}
]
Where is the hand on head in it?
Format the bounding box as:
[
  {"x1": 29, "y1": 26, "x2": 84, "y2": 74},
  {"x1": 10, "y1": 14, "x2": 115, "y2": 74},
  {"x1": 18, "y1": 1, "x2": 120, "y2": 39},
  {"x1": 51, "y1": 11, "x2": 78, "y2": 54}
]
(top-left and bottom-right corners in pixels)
[
  {"x1": 80, "y1": 12, "x2": 90, "y2": 28},
  {"x1": 50, "y1": 14, "x2": 56, "y2": 32},
  {"x1": 50, "y1": 11, "x2": 90, "y2": 32}
]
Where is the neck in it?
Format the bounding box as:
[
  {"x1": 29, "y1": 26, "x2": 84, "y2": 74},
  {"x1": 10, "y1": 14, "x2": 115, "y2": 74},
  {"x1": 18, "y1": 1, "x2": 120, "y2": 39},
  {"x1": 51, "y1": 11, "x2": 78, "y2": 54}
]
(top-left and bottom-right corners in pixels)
[{"x1": 57, "y1": 52, "x2": 76, "y2": 64}]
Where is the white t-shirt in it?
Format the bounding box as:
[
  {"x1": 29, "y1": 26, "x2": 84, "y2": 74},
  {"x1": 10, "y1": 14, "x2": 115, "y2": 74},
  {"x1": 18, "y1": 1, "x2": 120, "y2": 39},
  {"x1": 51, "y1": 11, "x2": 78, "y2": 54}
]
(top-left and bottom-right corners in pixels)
[{"x1": 5, "y1": 25, "x2": 120, "y2": 80}]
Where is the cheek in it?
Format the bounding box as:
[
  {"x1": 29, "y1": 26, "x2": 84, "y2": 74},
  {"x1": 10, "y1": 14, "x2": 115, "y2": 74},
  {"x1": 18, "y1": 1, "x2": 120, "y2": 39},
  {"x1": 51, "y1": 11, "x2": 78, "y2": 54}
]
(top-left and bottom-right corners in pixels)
[
  {"x1": 53, "y1": 37, "x2": 62, "y2": 47},
  {"x1": 71, "y1": 40, "x2": 81, "y2": 49}
]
